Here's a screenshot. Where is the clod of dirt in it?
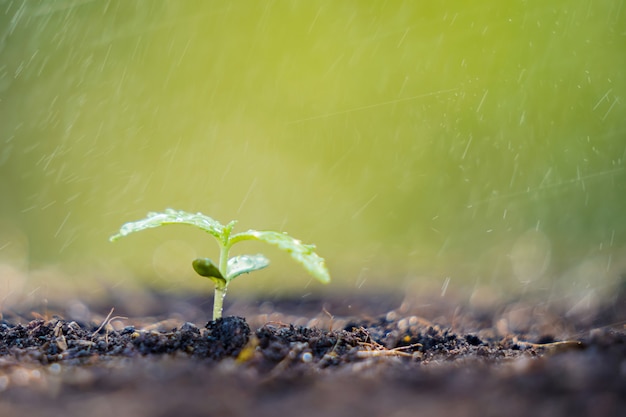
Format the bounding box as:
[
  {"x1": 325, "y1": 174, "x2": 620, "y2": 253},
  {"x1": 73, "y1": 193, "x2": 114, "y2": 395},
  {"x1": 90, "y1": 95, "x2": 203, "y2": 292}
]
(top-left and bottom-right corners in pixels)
[{"x1": 204, "y1": 316, "x2": 250, "y2": 359}]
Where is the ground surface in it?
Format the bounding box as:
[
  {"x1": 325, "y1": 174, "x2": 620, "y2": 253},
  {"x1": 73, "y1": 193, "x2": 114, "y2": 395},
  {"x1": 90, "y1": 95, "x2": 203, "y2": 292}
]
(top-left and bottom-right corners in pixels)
[{"x1": 0, "y1": 288, "x2": 624, "y2": 417}]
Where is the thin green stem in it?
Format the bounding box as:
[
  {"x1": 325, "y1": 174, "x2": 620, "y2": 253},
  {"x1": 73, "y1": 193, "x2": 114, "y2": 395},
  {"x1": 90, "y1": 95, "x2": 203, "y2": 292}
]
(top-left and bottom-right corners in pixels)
[
  {"x1": 218, "y1": 241, "x2": 230, "y2": 278},
  {"x1": 212, "y1": 237, "x2": 232, "y2": 321},
  {"x1": 213, "y1": 283, "x2": 227, "y2": 321}
]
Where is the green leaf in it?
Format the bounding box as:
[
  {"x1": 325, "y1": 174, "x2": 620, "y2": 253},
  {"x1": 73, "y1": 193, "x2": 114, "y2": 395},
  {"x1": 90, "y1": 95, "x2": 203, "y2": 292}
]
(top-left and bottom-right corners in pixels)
[
  {"x1": 192, "y1": 257, "x2": 224, "y2": 279},
  {"x1": 192, "y1": 258, "x2": 226, "y2": 287},
  {"x1": 109, "y1": 209, "x2": 225, "y2": 241},
  {"x1": 236, "y1": 230, "x2": 331, "y2": 284},
  {"x1": 227, "y1": 254, "x2": 270, "y2": 281}
]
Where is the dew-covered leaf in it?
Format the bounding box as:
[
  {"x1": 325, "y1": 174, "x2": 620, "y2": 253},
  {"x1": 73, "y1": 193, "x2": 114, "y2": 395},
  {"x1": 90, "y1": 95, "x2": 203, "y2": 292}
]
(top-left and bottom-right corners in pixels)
[
  {"x1": 226, "y1": 254, "x2": 270, "y2": 281},
  {"x1": 235, "y1": 230, "x2": 331, "y2": 284},
  {"x1": 109, "y1": 209, "x2": 225, "y2": 241}
]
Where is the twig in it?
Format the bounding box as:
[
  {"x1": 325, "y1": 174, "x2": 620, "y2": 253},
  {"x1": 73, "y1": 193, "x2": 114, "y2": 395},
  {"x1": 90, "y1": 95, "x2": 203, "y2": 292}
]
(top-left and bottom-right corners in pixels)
[
  {"x1": 91, "y1": 308, "x2": 128, "y2": 343},
  {"x1": 92, "y1": 307, "x2": 115, "y2": 337}
]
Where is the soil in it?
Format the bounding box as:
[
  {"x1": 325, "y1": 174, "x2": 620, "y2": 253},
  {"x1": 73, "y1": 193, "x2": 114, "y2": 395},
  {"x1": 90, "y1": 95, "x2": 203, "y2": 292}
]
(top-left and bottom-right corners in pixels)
[{"x1": 0, "y1": 288, "x2": 624, "y2": 417}]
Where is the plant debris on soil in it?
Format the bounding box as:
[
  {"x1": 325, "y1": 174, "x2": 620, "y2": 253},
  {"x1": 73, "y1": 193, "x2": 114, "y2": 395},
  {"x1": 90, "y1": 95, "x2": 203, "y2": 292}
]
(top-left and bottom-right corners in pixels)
[{"x1": 0, "y1": 289, "x2": 624, "y2": 417}]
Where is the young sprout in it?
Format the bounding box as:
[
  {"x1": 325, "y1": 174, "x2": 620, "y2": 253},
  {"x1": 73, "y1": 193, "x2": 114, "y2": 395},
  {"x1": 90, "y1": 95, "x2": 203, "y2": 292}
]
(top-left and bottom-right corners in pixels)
[{"x1": 110, "y1": 209, "x2": 330, "y2": 320}]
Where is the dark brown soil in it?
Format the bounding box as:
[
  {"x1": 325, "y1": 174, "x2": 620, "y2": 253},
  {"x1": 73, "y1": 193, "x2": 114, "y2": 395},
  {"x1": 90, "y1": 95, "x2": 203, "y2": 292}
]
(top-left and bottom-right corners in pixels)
[{"x1": 0, "y1": 289, "x2": 624, "y2": 417}]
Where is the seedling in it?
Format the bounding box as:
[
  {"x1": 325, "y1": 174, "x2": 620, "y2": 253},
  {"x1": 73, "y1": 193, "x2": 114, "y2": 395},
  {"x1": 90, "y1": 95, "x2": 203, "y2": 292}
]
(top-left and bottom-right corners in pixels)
[{"x1": 110, "y1": 209, "x2": 330, "y2": 320}]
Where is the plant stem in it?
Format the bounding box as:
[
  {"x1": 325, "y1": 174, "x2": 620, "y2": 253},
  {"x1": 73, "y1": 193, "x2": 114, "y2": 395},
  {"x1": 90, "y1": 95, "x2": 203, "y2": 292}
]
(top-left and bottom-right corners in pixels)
[
  {"x1": 213, "y1": 283, "x2": 227, "y2": 321},
  {"x1": 212, "y1": 239, "x2": 231, "y2": 321},
  {"x1": 219, "y1": 242, "x2": 230, "y2": 278}
]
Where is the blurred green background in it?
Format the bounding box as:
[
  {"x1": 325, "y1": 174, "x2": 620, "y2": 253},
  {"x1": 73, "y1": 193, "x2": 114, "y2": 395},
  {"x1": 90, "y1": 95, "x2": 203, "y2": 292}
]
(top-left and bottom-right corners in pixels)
[{"x1": 1, "y1": 1, "x2": 625, "y2": 305}]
